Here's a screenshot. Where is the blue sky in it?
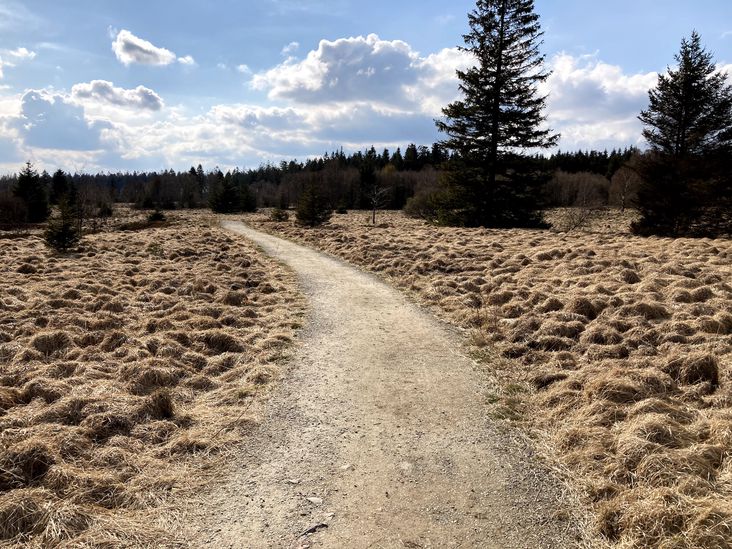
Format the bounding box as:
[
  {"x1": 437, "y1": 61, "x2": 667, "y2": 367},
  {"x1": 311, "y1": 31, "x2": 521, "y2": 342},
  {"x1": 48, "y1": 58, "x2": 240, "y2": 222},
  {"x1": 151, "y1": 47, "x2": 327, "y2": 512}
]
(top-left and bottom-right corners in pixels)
[{"x1": 0, "y1": 0, "x2": 730, "y2": 173}]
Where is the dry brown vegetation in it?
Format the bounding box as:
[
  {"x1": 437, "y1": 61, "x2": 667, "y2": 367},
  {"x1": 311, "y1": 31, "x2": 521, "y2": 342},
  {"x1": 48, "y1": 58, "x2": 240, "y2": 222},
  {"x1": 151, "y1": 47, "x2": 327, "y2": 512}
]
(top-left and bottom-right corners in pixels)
[
  {"x1": 248, "y1": 210, "x2": 732, "y2": 549},
  {"x1": 0, "y1": 212, "x2": 305, "y2": 547}
]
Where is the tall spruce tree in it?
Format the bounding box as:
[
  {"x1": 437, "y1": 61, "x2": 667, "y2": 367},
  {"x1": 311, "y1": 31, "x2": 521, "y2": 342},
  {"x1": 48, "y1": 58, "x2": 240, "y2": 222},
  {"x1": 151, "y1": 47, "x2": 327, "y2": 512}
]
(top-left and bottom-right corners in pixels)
[
  {"x1": 640, "y1": 32, "x2": 732, "y2": 158},
  {"x1": 50, "y1": 169, "x2": 69, "y2": 205},
  {"x1": 13, "y1": 161, "x2": 50, "y2": 223},
  {"x1": 635, "y1": 32, "x2": 732, "y2": 236},
  {"x1": 435, "y1": 0, "x2": 558, "y2": 227}
]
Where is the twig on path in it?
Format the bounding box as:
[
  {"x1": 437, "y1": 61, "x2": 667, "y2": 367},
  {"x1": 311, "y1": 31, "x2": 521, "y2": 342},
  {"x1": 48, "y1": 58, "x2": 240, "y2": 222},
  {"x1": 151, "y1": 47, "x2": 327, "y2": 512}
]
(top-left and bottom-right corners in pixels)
[{"x1": 299, "y1": 523, "x2": 329, "y2": 537}]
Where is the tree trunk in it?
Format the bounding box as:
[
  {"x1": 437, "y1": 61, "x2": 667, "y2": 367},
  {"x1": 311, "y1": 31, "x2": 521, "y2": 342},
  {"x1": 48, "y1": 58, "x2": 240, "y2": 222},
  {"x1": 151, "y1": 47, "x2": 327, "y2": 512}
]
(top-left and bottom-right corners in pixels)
[
  {"x1": 487, "y1": 0, "x2": 507, "y2": 224},
  {"x1": 620, "y1": 182, "x2": 627, "y2": 213}
]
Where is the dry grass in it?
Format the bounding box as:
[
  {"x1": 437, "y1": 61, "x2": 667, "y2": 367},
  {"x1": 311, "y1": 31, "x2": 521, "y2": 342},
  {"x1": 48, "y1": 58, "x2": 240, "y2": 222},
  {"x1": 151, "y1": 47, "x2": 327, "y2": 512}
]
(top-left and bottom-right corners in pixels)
[
  {"x1": 0, "y1": 211, "x2": 305, "y2": 547},
  {"x1": 248, "y1": 209, "x2": 732, "y2": 549}
]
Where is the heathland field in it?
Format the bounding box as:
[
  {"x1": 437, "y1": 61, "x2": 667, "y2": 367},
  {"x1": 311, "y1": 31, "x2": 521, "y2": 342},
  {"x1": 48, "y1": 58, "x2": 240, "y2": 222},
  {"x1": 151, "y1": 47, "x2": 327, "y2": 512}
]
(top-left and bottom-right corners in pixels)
[
  {"x1": 0, "y1": 213, "x2": 305, "y2": 547},
  {"x1": 2, "y1": 208, "x2": 730, "y2": 548},
  {"x1": 248, "y1": 210, "x2": 732, "y2": 548}
]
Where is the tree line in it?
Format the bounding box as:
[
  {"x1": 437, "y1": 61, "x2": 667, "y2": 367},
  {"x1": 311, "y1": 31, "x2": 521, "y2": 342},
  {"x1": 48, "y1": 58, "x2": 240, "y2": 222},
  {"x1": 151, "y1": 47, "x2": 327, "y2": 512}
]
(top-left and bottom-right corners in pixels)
[{"x1": 0, "y1": 146, "x2": 641, "y2": 222}]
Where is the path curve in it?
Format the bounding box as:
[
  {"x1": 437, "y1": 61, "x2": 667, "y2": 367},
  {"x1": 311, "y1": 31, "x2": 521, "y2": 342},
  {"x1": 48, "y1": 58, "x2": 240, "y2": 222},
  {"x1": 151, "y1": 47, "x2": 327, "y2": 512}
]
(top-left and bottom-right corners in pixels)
[{"x1": 188, "y1": 221, "x2": 581, "y2": 548}]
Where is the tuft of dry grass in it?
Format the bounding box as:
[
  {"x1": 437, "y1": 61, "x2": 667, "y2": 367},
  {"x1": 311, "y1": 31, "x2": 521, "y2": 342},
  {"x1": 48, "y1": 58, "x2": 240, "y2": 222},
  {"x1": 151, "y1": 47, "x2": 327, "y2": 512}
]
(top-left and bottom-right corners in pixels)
[
  {"x1": 248, "y1": 209, "x2": 732, "y2": 549},
  {"x1": 0, "y1": 210, "x2": 305, "y2": 547}
]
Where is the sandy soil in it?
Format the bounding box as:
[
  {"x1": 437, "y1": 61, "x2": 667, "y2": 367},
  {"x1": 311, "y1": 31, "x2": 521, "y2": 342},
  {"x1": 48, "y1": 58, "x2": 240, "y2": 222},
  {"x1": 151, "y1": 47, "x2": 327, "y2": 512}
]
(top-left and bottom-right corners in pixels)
[
  {"x1": 247, "y1": 210, "x2": 732, "y2": 548},
  {"x1": 0, "y1": 217, "x2": 305, "y2": 547},
  {"x1": 185, "y1": 221, "x2": 585, "y2": 549}
]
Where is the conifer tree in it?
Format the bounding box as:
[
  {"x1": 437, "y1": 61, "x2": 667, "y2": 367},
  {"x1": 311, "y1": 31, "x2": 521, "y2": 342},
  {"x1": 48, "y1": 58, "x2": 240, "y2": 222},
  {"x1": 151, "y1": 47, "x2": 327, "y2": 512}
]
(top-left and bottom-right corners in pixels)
[
  {"x1": 296, "y1": 183, "x2": 332, "y2": 227},
  {"x1": 50, "y1": 169, "x2": 69, "y2": 205},
  {"x1": 209, "y1": 171, "x2": 241, "y2": 213},
  {"x1": 403, "y1": 144, "x2": 419, "y2": 171},
  {"x1": 239, "y1": 183, "x2": 257, "y2": 212},
  {"x1": 13, "y1": 161, "x2": 50, "y2": 223},
  {"x1": 435, "y1": 0, "x2": 558, "y2": 227},
  {"x1": 195, "y1": 164, "x2": 207, "y2": 197},
  {"x1": 44, "y1": 197, "x2": 81, "y2": 252},
  {"x1": 640, "y1": 32, "x2": 732, "y2": 158},
  {"x1": 391, "y1": 148, "x2": 404, "y2": 171},
  {"x1": 635, "y1": 32, "x2": 732, "y2": 236}
]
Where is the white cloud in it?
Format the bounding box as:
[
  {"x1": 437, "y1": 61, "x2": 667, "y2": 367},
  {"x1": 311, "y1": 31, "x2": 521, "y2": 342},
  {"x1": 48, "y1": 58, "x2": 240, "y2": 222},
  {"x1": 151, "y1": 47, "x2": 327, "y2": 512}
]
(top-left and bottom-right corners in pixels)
[
  {"x1": 0, "y1": 91, "x2": 20, "y2": 117},
  {"x1": 71, "y1": 80, "x2": 164, "y2": 111},
  {"x1": 0, "y1": 47, "x2": 37, "y2": 79},
  {"x1": 310, "y1": 103, "x2": 440, "y2": 146},
  {"x1": 410, "y1": 47, "x2": 473, "y2": 115},
  {"x1": 112, "y1": 29, "x2": 179, "y2": 66},
  {"x1": 254, "y1": 34, "x2": 438, "y2": 108},
  {"x1": 546, "y1": 53, "x2": 657, "y2": 121},
  {"x1": 281, "y1": 41, "x2": 300, "y2": 56},
  {"x1": 178, "y1": 55, "x2": 196, "y2": 66},
  {"x1": 12, "y1": 90, "x2": 108, "y2": 151},
  {"x1": 5, "y1": 47, "x2": 37, "y2": 61},
  {"x1": 542, "y1": 54, "x2": 732, "y2": 150},
  {"x1": 210, "y1": 104, "x2": 305, "y2": 130},
  {"x1": 543, "y1": 53, "x2": 659, "y2": 149},
  {"x1": 237, "y1": 64, "x2": 252, "y2": 74}
]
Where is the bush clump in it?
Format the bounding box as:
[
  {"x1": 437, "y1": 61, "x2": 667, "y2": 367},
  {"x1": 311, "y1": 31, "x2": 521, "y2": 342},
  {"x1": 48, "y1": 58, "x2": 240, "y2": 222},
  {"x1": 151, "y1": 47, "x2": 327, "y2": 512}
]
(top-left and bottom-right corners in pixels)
[
  {"x1": 404, "y1": 189, "x2": 439, "y2": 220},
  {"x1": 147, "y1": 210, "x2": 166, "y2": 223},
  {"x1": 269, "y1": 208, "x2": 289, "y2": 222}
]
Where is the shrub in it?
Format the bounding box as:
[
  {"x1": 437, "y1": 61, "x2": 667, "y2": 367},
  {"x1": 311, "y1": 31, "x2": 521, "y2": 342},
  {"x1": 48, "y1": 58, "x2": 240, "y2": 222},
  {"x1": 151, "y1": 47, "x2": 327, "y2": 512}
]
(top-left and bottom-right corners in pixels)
[
  {"x1": 544, "y1": 171, "x2": 610, "y2": 208},
  {"x1": 0, "y1": 192, "x2": 27, "y2": 229},
  {"x1": 269, "y1": 208, "x2": 289, "y2": 222},
  {"x1": 147, "y1": 210, "x2": 166, "y2": 223},
  {"x1": 97, "y1": 203, "x2": 113, "y2": 219},
  {"x1": 404, "y1": 189, "x2": 439, "y2": 220}
]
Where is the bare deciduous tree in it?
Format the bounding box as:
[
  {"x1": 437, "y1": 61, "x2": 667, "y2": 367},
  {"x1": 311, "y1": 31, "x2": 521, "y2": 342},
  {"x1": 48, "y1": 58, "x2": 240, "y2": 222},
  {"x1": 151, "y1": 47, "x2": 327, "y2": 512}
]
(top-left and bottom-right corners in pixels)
[{"x1": 609, "y1": 165, "x2": 642, "y2": 213}]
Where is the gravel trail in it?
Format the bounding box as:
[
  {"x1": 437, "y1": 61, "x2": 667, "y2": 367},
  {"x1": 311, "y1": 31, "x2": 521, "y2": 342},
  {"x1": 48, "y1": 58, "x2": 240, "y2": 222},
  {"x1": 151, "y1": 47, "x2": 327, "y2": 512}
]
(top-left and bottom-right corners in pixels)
[{"x1": 187, "y1": 221, "x2": 582, "y2": 548}]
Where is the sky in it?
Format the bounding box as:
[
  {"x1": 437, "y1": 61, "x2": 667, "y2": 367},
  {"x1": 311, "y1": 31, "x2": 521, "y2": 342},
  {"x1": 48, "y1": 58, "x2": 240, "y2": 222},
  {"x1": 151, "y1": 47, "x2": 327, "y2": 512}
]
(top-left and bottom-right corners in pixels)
[{"x1": 0, "y1": 0, "x2": 731, "y2": 173}]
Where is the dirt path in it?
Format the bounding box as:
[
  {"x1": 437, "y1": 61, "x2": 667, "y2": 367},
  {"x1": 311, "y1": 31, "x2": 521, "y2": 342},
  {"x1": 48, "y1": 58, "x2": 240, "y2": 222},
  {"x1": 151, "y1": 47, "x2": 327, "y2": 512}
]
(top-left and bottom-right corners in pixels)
[{"x1": 186, "y1": 221, "x2": 582, "y2": 548}]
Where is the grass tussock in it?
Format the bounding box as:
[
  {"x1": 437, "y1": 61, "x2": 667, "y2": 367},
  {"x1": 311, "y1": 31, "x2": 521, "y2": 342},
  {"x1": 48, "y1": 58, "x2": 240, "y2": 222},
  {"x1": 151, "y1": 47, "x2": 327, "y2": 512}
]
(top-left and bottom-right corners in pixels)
[
  {"x1": 0, "y1": 211, "x2": 305, "y2": 547},
  {"x1": 248, "y1": 209, "x2": 732, "y2": 549}
]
